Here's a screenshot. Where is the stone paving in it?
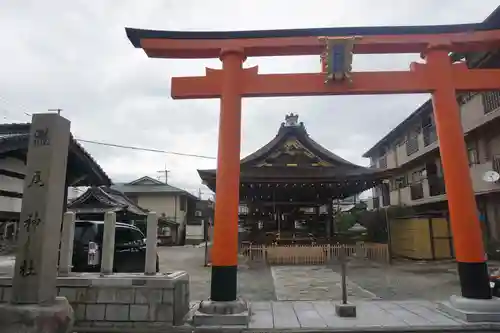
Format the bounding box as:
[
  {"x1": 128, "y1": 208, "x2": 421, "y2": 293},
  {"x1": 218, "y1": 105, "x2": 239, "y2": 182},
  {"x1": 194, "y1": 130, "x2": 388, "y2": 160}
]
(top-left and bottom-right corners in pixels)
[{"x1": 246, "y1": 300, "x2": 497, "y2": 331}]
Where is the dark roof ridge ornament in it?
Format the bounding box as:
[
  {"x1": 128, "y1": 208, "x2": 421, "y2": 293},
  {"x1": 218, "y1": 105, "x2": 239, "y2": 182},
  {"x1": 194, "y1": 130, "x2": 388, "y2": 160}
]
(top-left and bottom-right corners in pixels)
[{"x1": 284, "y1": 113, "x2": 299, "y2": 127}]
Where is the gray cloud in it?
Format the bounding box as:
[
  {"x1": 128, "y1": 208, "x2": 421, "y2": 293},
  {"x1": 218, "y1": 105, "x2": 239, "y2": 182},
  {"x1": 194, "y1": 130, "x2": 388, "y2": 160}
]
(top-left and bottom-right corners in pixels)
[{"x1": 1, "y1": 0, "x2": 498, "y2": 198}]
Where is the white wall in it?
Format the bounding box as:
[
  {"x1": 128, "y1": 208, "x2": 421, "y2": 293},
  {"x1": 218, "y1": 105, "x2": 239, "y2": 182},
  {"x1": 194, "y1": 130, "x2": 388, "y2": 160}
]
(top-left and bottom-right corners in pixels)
[
  {"x1": 186, "y1": 225, "x2": 204, "y2": 241},
  {"x1": 137, "y1": 195, "x2": 186, "y2": 226}
]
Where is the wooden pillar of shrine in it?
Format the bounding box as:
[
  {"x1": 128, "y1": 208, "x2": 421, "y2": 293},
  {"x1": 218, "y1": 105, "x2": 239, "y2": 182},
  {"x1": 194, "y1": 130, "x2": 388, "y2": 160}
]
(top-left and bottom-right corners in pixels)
[
  {"x1": 315, "y1": 205, "x2": 320, "y2": 235},
  {"x1": 327, "y1": 199, "x2": 334, "y2": 238}
]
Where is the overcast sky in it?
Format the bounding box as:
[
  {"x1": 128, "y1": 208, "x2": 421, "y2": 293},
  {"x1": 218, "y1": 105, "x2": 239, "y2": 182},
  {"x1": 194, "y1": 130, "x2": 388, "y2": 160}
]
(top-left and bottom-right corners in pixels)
[{"x1": 1, "y1": 0, "x2": 499, "y2": 198}]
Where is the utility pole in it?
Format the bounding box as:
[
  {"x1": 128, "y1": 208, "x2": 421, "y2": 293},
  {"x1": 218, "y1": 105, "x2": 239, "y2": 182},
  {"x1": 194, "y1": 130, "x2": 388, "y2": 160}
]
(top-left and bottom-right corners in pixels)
[
  {"x1": 156, "y1": 164, "x2": 170, "y2": 184},
  {"x1": 198, "y1": 188, "x2": 202, "y2": 200},
  {"x1": 48, "y1": 108, "x2": 62, "y2": 115}
]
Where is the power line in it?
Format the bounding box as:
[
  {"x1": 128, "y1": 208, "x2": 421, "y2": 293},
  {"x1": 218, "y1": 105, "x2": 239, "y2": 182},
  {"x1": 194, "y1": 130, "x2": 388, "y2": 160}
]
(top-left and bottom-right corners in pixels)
[
  {"x1": 0, "y1": 102, "x2": 217, "y2": 160},
  {"x1": 76, "y1": 139, "x2": 216, "y2": 160}
]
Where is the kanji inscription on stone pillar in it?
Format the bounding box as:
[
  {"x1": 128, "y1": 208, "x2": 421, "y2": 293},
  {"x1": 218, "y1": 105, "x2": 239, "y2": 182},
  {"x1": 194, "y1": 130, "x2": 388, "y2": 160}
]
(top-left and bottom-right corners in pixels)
[{"x1": 11, "y1": 113, "x2": 71, "y2": 305}]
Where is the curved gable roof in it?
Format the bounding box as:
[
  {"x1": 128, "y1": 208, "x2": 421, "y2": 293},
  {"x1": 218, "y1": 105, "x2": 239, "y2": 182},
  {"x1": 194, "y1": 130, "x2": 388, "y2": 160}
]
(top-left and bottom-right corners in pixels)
[
  {"x1": 240, "y1": 120, "x2": 359, "y2": 168},
  {"x1": 198, "y1": 114, "x2": 387, "y2": 187},
  {"x1": 68, "y1": 186, "x2": 147, "y2": 216}
]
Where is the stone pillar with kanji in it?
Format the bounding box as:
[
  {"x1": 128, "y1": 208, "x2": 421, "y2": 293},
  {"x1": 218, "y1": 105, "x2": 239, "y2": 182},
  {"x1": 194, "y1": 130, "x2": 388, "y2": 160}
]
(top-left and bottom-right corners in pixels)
[{"x1": 11, "y1": 113, "x2": 71, "y2": 304}]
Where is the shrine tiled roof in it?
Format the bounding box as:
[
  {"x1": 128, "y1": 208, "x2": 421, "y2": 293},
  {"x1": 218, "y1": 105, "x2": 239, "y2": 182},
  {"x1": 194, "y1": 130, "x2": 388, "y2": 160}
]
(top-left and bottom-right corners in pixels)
[
  {"x1": 198, "y1": 114, "x2": 389, "y2": 186},
  {"x1": 198, "y1": 165, "x2": 393, "y2": 181},
  {"x1": 68, "y1": 186, "x2": 147, "y2": 216},
  {"x1": 239, "y1": 118, "x2": 357, "y2": 168}
]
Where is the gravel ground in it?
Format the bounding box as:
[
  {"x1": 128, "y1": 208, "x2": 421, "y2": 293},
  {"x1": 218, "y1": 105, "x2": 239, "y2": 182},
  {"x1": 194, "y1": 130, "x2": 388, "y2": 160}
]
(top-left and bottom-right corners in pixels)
[
  {"x1": 0, "y1": 246, "x2": 483, "y2": 302},
  {"x1": 161, "y1": 246, "x2": 464, "y2": 302},
  {"x1": 271, "y1": 265, "x2": 376, "y2": 301},
  {"x1": 328, "y1": 259, "x2": 462, "y2": 300},
  {"x1": 158, "y1": 245, "x2": 276, "y2": 301}
]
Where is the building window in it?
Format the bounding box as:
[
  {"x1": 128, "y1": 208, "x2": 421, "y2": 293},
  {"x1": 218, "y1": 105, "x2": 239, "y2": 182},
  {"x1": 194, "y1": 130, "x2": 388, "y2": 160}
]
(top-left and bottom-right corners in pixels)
[
  {"x1": 483, "y1": 136, "x2": 492, "y2": 162},
  {"x1": 391, "y1": 175, "x2": 407, "y2": 191},
  {"x1": 379, "y1": 155, "x2": 387, "y2": 169},
  {"x1": 187, "y1": 219, "x2": 203, "y2": 226},
  {"x1": 421, "y1": 115, "x2": 432, "y2": 128},
  {"x1": 410, "y1": 183, "x2": 424, "y2": 200},
  {"x1": 406, "y1": 128, "x2": 420, "y2": 156},
  {"x1": 394, "y1": 137, "x2": 405, "y2": 147},
  {"x1": 411, "y1": 168, "x2": 426, "y2": 183},
  {"x1": 195, "y1": 210, "x2": 202, "y2": 217},
  {"x1": 482, "y1": 91, "x2": 500, "y2": 114},
  {"x1": 493, "y1": 155, "x2": 500, "y2": 174},
  {"x1": 381, "y1": 183, "x2": 390, "y2": 206},
  {"x1": 423, "y1": 125, "x2": 437, "y2": 147},
  {"x1": 467, "y1": 142, "x2": 479, "y2": 166}
]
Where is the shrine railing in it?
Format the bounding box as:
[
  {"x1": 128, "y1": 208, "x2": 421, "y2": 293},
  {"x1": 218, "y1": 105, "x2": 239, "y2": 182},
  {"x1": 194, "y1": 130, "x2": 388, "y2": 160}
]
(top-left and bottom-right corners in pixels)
[{"x1": 240, "y1": 243, "x2": 389, "y2": 265}]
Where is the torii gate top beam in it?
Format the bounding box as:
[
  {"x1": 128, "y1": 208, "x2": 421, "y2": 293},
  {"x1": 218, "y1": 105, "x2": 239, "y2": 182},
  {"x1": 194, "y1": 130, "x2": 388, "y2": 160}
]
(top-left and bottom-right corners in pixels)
[{"x1": 126, "y1": 9, "x2": 500, "y2": 59}]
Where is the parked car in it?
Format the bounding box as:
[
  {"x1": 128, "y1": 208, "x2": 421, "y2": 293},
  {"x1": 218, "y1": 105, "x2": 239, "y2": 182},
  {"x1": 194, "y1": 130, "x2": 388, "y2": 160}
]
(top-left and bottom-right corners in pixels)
[
  {"x1": 72, "y1": 220, "x2": 159, "y2": 273},
  {"x1": 490, "y1": 267, "x2": 500, "y2": 297}
]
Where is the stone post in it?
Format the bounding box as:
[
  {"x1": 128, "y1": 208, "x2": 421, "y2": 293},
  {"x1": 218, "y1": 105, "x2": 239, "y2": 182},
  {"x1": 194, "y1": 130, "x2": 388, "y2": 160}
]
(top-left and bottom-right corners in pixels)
[
  {"x1": 101, "y1": 211, "x2": 116, "y2": 275},
  {"x1": 11, "y1": 113, "x2": 71, "y2": 305},
  {"x1": 0, "y1": 114, "x2": 74, "y2": 333},
  {"x1": 145, "y1": 211, "x2": 158, "y2": 275},
  {"x1": 58, "y1": 211, "x2": 76, "y2": 276}
]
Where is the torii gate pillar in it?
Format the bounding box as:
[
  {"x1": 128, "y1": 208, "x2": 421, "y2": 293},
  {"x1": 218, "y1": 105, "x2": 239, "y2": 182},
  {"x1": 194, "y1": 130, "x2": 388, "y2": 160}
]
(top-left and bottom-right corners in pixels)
[
  {"x1": 425, "y1": 48, "x2": 491, "y2": 300},
  {"x1": 210, "y1": 49, "x2": 246, "y2": 302}
]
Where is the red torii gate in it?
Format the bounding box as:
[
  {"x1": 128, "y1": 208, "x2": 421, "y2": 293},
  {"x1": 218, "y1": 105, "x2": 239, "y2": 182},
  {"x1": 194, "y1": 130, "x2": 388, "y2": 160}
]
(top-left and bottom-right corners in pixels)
[{"x1": 126, "y1": 17, "x2": 500, "y2": 303}]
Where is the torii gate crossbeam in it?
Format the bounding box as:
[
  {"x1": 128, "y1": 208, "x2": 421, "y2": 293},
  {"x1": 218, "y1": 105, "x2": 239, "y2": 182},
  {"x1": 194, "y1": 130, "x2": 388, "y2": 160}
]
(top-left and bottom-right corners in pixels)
[{"x1": 126, "y1": 23, "x2": 500, "y2": 304}]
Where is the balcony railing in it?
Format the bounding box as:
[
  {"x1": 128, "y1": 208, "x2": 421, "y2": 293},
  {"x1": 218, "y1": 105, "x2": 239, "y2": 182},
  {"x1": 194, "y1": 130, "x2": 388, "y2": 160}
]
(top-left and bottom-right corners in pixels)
[
  {"x1": 482, "y1": 91, "x2": 500, "y2": 114},
  {"x1": 423, "y1": 126, "x2": 437, "y2": 147},
  {"x1": 428, "y1": 175, "x2": 446, "y2": 197},
  {"x1": 410, "y1": 182, "x2": 424, "y2": 200}
]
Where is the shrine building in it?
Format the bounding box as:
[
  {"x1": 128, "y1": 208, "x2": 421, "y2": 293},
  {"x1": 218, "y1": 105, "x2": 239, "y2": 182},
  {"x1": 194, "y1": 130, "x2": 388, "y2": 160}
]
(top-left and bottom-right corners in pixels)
[{"x1": 198, "y1": 114, "x2": 390, "y2": 244}]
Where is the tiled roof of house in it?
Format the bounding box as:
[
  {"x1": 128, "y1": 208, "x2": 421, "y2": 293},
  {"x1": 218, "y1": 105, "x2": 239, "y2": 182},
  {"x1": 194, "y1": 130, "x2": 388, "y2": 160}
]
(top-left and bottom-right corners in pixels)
[
  {"x1": 111, "y1": 176, "x2": 198, "y2": 199},
  {"x1": 0, "y1": 123, "x2": 111, "y2": 186}
]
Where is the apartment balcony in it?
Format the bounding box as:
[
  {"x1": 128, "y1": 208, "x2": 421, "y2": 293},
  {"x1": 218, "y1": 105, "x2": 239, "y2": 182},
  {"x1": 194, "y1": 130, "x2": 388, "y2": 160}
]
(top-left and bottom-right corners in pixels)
[
  {"x1": 395, "y1": 132, "x2": 439, "y2": 167},
  {"x1": 428, "y1": 175, "x2": 446, "y2": 197},
  {"x1": 470, "y1": 160, "x2": 500, "y2": 194},
  {"x1": 410, "y1": 182, "x2": 424, "y2": 200},
  {"x1": 387, "y1": 95, "x2": 498, "y2": 169},
  {"x1": 461, "y1": 92, "x2": 500, "y2": 133},
  {"x1": 388, "y1": 160, "x2": 500, "y2": 207}
]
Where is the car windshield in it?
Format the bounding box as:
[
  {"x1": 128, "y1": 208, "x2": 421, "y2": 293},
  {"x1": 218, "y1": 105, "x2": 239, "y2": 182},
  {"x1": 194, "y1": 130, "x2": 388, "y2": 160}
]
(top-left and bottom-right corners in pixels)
[{"x1": 96, "y1": 224, "x2": 145, "y2": 244}]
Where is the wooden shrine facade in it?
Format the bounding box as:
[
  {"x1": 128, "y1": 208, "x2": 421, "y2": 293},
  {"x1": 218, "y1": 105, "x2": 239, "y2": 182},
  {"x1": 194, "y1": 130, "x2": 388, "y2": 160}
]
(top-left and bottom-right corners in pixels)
[{"x1": 198, "y1": 114, "x2": 391, "y2": 243}]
